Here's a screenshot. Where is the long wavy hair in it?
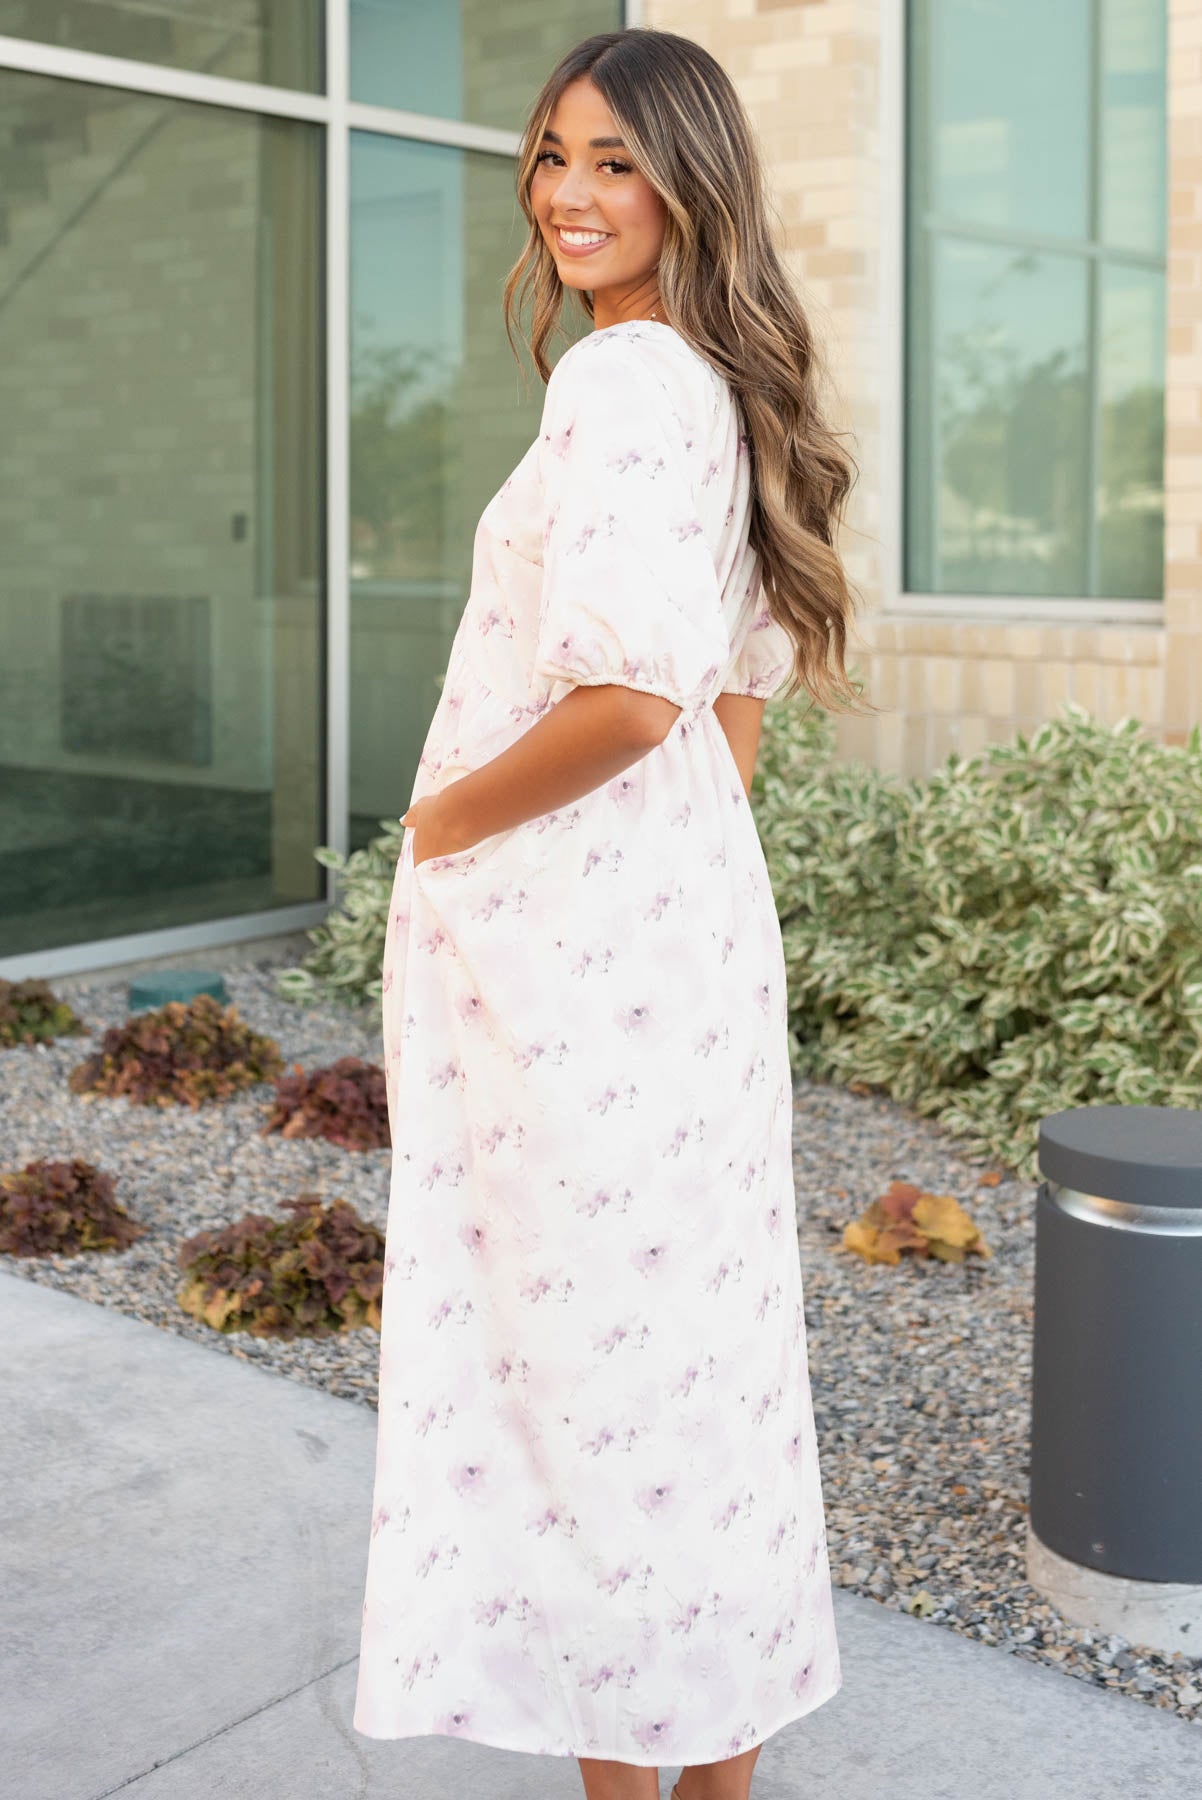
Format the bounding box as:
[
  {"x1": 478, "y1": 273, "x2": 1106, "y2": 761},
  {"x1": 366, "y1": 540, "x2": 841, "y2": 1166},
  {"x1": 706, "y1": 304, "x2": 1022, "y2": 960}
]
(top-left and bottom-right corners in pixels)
[{"x1": 502, "y1": 26, "x2": 875, "y2": 718}]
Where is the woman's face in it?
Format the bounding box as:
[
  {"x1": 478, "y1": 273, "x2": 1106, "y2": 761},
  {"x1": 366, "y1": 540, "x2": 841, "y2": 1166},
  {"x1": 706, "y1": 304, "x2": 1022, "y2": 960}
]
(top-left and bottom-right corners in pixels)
[{"x1": 530, "y1": 75, "x2": 667, "y2": 327}]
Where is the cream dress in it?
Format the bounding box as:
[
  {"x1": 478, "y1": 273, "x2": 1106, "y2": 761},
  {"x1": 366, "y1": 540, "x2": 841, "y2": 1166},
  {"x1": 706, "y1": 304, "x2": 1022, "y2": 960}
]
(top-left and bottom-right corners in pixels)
[{"x1": 353, "y1": 318, "x2": 842, "y2": 1765}]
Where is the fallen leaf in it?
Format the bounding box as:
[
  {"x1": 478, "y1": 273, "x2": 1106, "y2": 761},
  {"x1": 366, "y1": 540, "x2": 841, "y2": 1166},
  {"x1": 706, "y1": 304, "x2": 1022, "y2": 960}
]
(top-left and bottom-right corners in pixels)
[
  {"x1": 877, "y1": 1222, "x2": 931, "y2": 1258},
  {"x1": 841, "y1": 1219, "x2": 900, "y2": 1264},
  {"x1": 912, "y1": 1191, "x2": 981, "y2": 1249},
  {"x1": 879, "y1": 1180, "x2": 924, "y2": 1220}
]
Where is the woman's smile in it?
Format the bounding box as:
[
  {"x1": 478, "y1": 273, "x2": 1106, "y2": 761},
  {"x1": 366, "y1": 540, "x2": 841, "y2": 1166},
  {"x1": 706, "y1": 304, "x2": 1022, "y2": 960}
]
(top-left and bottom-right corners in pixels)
[{"x1": 553, "y1": 225, "x2": 615, "y2": 257}]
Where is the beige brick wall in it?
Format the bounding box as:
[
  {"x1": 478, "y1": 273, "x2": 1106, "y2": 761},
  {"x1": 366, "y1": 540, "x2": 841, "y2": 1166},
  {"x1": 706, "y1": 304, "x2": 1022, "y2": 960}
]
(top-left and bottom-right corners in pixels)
[{"x1": 647, "y1": 0, "x2": 1192, "y2": 769}]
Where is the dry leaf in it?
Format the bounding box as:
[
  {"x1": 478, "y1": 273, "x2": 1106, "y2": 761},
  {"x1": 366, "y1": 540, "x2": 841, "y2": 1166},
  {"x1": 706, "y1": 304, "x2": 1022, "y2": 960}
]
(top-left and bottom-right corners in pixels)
[
  {"x1": 876, "y1": 1220, "x2": 930, "y2": 1258},
  {"x1": 841, "y1": 1219, "x2": 900, "y2": 1264},
  {"x1": 912, "y1": 1192, "x2": 980, "y2": 1248},
  {"x1": 879, "y1": 1181, "x2": 924, "y2": 1223},
  {"x1": 841, "y1": 1183, "x2": 989, "y2": 1267}
]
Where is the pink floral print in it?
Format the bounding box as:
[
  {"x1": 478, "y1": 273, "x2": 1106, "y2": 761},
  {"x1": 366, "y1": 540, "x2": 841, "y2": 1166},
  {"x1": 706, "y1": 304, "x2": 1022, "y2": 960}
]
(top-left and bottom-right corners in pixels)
[{"x1": 352, "y1": 320, "x2": 841, "y2": 1765}]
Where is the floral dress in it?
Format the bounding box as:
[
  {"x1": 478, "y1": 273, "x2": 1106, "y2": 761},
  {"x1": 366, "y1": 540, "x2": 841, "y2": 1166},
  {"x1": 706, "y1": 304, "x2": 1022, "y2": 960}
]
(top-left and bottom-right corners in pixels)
[{"x1": 352, "y1": 318, "x2": 842, "y2": 1765}]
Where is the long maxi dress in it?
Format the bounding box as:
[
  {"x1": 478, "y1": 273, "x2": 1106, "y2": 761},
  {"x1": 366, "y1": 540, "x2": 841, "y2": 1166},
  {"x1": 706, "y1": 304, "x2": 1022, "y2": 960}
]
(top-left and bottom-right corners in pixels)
[{"x1": 352, "y1": 317, "x2": 842, "y2": 1766}]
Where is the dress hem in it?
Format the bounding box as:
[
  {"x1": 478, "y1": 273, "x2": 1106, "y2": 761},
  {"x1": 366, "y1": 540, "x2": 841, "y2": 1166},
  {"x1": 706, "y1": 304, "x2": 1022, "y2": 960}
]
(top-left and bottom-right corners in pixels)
[{"x1": 351, "y1": 1669, "x2": 843, "y2": 1766}]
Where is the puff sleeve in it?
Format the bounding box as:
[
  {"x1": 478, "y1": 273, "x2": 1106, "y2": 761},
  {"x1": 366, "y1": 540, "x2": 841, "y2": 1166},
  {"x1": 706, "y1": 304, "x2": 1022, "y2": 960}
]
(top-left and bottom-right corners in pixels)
[
  {"x1": 720, "y1": 592, "x2": 795, "y2": 700},
  {"x1": 532, "y1": 339, "x2": 731, "y2": 712}
]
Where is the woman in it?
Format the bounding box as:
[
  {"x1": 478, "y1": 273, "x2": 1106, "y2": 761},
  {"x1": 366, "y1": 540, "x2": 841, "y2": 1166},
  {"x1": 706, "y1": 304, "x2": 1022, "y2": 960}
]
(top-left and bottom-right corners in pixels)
[{"x1": 353, "y1": 25, "x2": 872, "y2": 1800}]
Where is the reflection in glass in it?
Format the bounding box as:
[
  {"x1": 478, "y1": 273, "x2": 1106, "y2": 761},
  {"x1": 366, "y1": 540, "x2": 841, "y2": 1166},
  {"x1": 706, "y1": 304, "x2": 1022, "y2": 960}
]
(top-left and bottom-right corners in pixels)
[
  {"x1": 0, "y1": 0, "x2": 322, "y2": 91},
  {"x1": 1101, "y1": 0, "x2": 1167, "y2": 256},
  {"x1": 918, "y1": 0, "x2": 1091, "y2": 242},
  {"x1": 913, "y1": 241, "x2": 1090, "y2": 597},
  {"x1": 0, "y1": 71, "x2": 324, "y2": 957},
  {"x1": 1097, "y1": 266, "x2": 1165, "y2": 598},
  {"x1": 348, "y1": 132, "x2": 548, "y2": 850},
  {"x1": 349, "y1": 0, "x2": 623, "y2": 131}
]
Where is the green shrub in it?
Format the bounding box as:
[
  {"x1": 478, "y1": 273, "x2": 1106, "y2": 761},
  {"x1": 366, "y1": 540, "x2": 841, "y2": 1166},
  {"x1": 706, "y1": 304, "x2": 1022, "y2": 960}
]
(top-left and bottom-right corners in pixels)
[
  {"x1": 261, "y1": 1056, "x2": 390, "y2": 1150},
  {"x1": 755, "y1": 700, "x2": 1202, "y2": 1178},
  {"x1": 0, "y1": 978, "x2": 87, "y2": 1049},
  {"x1": 275, "y1": 821, "x2": 405, "y2": 1011},
  {"x1": 177, "y1": 1194, "x2": 384, "y2": 1338},
  {"x1": 0, "y1": 1157, "x2": 148, "y2": 1257},
  {"x1": 68, "y1": 994, "x2": 284, "y2": 1108}
]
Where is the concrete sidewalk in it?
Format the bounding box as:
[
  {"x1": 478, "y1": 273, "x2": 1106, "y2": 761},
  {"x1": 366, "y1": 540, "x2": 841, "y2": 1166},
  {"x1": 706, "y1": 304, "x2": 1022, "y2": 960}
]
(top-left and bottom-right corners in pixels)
[{"x1": 3, "y1": 1270, "x2": 1199, "y2": 1800}]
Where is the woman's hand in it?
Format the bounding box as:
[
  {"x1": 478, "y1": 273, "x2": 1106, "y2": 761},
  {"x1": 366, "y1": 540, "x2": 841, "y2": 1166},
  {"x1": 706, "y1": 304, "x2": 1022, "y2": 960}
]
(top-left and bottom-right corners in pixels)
[
  {"x1": 401, "y1": 793, "x2": 472, "y2": 867},
  {"x1": 400, "y1": 687, "x2": 671, "y2": 868}
]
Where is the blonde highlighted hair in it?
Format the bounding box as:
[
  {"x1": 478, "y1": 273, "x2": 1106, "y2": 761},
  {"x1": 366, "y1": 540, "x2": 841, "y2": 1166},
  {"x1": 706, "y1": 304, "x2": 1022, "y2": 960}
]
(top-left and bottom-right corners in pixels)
[{"x1": 502, "y1": 25, "x2": 875, "y2": 718}]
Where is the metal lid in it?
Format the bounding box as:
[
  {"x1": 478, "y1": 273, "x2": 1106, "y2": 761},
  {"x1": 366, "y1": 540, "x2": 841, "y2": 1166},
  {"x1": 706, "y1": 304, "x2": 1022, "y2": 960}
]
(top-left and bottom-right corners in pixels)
[{"x1": 1038, "y1": 1105, "x2": 1202, "y2": 1209}]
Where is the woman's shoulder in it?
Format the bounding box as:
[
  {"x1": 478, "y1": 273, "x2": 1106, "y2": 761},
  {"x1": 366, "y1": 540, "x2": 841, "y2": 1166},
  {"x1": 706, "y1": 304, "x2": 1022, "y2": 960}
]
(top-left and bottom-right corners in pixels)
[{"x1": 546, "y1": 319, "x2": 727, "y2": 428}]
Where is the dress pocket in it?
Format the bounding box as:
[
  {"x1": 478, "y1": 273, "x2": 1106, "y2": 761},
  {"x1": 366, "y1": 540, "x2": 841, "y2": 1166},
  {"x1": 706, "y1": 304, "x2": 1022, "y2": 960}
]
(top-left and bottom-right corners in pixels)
[
  {"x1": 413, "y1": 841, "x2": 481, "y2": 877},
  {"x1": 411, "y1": 822, "x2": 520, "y2": 886}
]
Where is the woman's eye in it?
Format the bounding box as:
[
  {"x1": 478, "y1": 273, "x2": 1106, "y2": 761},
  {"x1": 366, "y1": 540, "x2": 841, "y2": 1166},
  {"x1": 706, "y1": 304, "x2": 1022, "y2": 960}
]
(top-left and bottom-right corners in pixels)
[{"x1": 533, "y1": 151, "x2": 632, "y2": 176}]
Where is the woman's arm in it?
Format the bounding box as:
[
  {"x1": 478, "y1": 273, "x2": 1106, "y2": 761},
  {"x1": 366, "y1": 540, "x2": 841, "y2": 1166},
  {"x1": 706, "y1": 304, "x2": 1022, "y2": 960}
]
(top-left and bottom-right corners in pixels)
[
  {"x1": 406, "y1": 685, "x2": 680, "y2": 861},
  {"x1": 711, "y1": 691, "x2": 767, "y2": 799}
]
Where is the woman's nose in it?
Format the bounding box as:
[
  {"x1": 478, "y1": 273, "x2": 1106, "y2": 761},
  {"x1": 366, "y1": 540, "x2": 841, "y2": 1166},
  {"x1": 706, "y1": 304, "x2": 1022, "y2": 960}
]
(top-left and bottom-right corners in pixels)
[{"x1": 551, "y1": 165, "x2": 593, "y2": 209}]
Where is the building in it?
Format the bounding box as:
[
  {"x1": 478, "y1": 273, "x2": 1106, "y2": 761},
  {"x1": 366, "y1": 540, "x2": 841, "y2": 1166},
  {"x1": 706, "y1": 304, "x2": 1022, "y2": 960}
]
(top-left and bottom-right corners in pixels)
[
  {"x1": 0, "y1": 1, "x2": 1181, "y2": 979},
  {"x1": 666, "y1": 0, "x2": 1184, "y2": 787}
]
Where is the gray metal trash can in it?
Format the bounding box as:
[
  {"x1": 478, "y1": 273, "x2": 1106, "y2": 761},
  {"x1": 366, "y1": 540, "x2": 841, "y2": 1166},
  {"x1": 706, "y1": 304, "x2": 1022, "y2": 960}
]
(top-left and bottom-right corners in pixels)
[{"x1": 1031, "y1": 1104, "x2": 1202, "y2": 1584}]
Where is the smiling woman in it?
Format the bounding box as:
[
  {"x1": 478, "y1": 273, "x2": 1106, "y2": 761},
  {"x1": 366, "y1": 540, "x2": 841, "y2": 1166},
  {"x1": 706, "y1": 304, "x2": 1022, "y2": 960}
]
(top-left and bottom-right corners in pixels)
[
  {"x1": 353, "y1": 25, "x2": 859, "y2": 1800},
  {"x1": 531, "y1": 81, "x2": 669, "y2": 330}
]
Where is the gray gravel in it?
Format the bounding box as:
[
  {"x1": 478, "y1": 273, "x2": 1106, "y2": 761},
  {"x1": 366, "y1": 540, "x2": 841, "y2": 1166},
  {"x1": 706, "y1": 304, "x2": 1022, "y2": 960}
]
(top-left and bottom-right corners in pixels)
[{"x1": 2, "y1": 958, "x2": 1200, "y2": 1727}]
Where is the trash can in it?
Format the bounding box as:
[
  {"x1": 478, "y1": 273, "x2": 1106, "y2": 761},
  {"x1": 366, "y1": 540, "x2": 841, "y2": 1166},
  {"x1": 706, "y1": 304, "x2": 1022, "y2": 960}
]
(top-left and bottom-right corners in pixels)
[{"x1": 1030, "y1": 1104, "x2": 1202, "y2": 1584}]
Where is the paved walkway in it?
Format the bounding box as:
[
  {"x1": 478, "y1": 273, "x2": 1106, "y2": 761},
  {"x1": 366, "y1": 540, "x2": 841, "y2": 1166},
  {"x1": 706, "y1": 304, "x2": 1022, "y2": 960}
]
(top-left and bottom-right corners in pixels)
[{"x1": 3, "y1": 1269, "x2": 1200, "y2": 1800}]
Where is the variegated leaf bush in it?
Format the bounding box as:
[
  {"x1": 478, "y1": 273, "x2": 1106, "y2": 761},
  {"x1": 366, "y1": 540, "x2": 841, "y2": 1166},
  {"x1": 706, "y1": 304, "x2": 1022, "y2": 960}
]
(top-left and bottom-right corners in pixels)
[
  {"x1": 753, "y1": 699, "x2": 1202, "y2": 1180},
  {"x1": 275, "y1": 822, "x2": 405, "y2": 1011}
]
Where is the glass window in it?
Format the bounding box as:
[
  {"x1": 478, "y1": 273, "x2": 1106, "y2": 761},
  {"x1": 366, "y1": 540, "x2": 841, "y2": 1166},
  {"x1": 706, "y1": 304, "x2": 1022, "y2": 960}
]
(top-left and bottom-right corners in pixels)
[
  {"x1": 348, "y1": 130, "x2": 555, "y2": 851},
  {"x1": 927, "y1": 0, "x2": 1092, "y2": 243},
  {"x1": 909, "y1": 241, "x2": 1090, "y2": 598},
  {"x1": 0, "y1": 70, "x2": 324, "y2": 958},
  {"x1": 0, "y1": 0, "x2": 323, "y2": 92},
  {"x1": 1097, "y1": 264, "x2": 1165, "y2": 597},
  {"x1": 905, "y1": 0, "x2": 1167, "y2": 600},
  {"x1": 349, "y1": 0, "x2": 623, "y2": 131},
  {"x1": 1101, "y1": 0, "x2": 1167, "y2": 257}
]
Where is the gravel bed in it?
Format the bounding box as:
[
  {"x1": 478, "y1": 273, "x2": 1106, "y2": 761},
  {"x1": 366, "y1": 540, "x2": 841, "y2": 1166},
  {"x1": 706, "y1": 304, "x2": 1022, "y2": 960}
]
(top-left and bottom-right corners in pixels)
[{"x1": 2, "y1": 958, "x2": 1200, "y2": 1727}]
